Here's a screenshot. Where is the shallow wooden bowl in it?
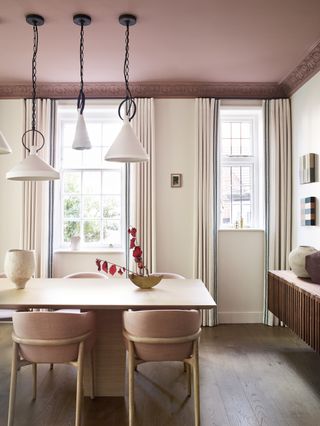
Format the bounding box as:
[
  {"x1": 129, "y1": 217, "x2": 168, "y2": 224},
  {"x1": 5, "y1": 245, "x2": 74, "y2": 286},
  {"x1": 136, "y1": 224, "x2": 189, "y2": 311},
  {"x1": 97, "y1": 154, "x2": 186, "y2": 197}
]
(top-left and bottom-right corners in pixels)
[{"x1": 129, "y1": 274, "x2": 162, "y2": 289}]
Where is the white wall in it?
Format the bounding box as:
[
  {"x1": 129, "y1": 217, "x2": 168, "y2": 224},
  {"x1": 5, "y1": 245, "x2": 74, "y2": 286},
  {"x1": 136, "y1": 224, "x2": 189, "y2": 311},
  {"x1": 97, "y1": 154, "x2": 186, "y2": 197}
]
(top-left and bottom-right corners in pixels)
[
  {"x1": 155, "y1": 99, "x2": 196, "y2": 277},
  {"x1": 218, "y1": 230, "x2": 264, "y2": 323},
  {"x1": 0, "y1": 100, "x2": 24, "y2": 270},
  {"x1": 291, "y1": 72, "x2": 320, "y2": 249}
]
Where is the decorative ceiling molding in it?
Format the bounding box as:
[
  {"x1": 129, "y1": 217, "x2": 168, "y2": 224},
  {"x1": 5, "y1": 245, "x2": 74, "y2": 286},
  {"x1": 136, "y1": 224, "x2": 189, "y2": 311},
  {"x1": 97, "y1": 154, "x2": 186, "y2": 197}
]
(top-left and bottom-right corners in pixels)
[
  {"x1": 281, "y1": 40, "x2": 320, "y2": 96},
  {"x1": 0, "y1": 81, "x2": 285, "y2": 100}
]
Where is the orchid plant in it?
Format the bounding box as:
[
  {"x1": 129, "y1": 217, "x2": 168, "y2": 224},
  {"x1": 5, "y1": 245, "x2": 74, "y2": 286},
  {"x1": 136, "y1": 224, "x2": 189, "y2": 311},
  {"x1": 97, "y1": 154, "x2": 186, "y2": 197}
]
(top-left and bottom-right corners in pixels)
[{"x1": 96, "y1": 227, "x2": 149, "y2": 277}]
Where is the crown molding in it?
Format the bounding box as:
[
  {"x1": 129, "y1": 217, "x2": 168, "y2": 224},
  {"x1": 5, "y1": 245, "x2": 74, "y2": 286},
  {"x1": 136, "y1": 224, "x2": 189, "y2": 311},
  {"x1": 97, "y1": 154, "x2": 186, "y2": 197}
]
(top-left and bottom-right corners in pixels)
[
  {"x1": 281, "y1": 40, "x2": 320, "y2": 96},
  {"x1": 0, "y1": 81, "x2": 285, "y2": 100}
]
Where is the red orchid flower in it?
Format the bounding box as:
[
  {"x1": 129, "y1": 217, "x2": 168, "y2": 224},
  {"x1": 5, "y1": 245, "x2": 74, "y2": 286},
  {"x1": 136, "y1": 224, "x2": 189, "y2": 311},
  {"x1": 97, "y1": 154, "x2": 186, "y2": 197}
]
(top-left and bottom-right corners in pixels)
[
  {"x1": 133, "y1": 246, "x2": 142, "y2": 259},
  {"x1": 109, "y1": 264, "x2": 117, "y2": 276}
]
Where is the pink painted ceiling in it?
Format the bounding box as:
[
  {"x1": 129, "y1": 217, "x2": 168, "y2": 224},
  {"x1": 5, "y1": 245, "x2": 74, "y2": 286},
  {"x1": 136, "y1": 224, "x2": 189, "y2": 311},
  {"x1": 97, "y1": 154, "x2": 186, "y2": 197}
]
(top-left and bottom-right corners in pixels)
[{"x1": 0, "y1": 0, "x2": 320, "y2": 84}]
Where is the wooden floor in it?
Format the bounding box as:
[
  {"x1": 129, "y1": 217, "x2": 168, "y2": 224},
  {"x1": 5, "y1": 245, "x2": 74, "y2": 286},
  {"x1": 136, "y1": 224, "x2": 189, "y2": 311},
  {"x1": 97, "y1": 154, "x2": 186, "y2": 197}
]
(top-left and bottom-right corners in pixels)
[{"x1": 0, "y1": 323, "x2": 320, "y2": 426}]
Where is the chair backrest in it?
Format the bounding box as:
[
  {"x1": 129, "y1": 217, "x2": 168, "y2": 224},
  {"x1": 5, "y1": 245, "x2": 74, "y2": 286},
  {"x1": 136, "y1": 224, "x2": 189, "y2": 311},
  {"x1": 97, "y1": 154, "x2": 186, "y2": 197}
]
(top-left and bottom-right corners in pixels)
[
  {"x1": 150, "y1": 272, "x2": 185, "y2": 279},
  {"x1": 123, "y1": 310, "x2": 201, "y2": 362},
  {"x1": 12, "y1": 311, "x2": 95, "y2": 363},
  {"x1": 63, "y1": 272, "x2": 108, "y2": 279}
]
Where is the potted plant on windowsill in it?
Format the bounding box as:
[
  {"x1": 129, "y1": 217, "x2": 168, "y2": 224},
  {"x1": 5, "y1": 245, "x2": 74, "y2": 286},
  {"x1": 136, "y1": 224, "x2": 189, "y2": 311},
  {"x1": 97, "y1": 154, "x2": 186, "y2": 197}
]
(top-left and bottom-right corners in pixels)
[{"x1": 96, "y1": 227, "x2": 162, "y2": 289}]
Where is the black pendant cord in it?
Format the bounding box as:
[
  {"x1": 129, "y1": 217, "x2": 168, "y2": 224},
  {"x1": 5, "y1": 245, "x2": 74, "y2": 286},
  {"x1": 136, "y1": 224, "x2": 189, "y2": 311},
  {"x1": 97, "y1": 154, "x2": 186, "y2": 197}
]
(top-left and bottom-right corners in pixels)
[
  {"x1": 22, "y1": 20, "x2": 45, "y2": 153},
  {"x1": 118, "y1": 21, "x2": 136, "y2": 122},
  {"x1": 77, "y1": 22, "x2": 85, "y2": 114}
]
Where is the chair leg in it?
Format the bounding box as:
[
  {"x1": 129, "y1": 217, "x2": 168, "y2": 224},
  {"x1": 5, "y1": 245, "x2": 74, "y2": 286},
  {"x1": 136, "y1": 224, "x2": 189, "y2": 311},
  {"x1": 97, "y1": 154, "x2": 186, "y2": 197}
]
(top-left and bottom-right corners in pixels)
[
  {"x1": 186, "y1": 362, "x2": 192, "y2": 397},
  {"x1": 192, "y1": 340, "x2": 200, "y2": 426},
  {"x1": 128, "y1": 342, "x2": 135, "y2": 426},
  {"x1": 32, "y1": 363, "x2": 37, "y2": 400},
  {"x1": 49, "y1": 363, "x2": 54, "y2": 370},
  {"x1": 75, "y1": 342, "x2": 85, "y2": 426},
  {"x1": 7, "y1": 342, "x2": 18, "y2": 426},
  {"x1": 89, "y1": 349, "x2": 95, "y2": 400}
]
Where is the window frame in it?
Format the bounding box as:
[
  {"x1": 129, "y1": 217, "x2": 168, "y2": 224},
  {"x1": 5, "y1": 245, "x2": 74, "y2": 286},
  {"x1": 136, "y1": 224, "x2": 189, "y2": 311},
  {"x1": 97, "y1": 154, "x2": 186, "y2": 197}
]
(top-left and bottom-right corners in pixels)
[
  {"x1": 53, "y1": 100, "x2": 126, "y2": 251},
  {"x1": 219, "y1": 107, "x2": 264, "y2": 229}
]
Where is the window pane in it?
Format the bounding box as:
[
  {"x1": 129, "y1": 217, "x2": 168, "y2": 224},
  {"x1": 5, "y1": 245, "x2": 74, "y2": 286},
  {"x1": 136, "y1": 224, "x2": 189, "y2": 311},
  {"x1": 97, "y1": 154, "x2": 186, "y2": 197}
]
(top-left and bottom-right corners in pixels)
[
  {"x1": 83, "y1": 171, "x2": 101, "y2": 194},
  {"x1": 221, "y1": 138, "x2": 231, "y2": 156},
  {"x1": 62, "y1": 123, "x2": 76, "y2": 147},
  {"x1": 242, "y1": 203, "x2": 252, "y2": 226},
  {"x1": 102, "y1": 171, "x2": 121, "y2": 194},
  {"x1": 62, "y1": 148, "x2": 82, "y2": 168},
  {"x1": 64, "y1": 196, "x2": 80, "y2": 218},
  {"x1": 63, "y1": 172, "x2": 81, "y2": 194},
  {"x1": 64, "y1": 221, "x2": 80, "y2": 242},
  {"x1": 103, "y1": 220, "x2": 121, "y2": 246},
  {"x1": 102, "y1": 195, "x2": 121, "y2": 218},
  {"x1": 84, "y1": 220, "x2": 100, "y2": 242},
  {"x1": 83, "y1": 195, "x2": 101, "y2": 219},
  {"x1": 221, "y1": 202, "x2": 231, "y2": 225},
  {"x1": 86, "y1": 123, "x2": 102, "y2": 146},
  {"x1": 231, "y1": 138, "x2": 241, "y2": 155},
  {"x1": 82, "y1": 147, "x2": 103, "y2": 168},
  {"x1": 241, "y1": 122, "x2": 251, "y2": 138},
  {"x1": 241, "y1": 167, "x2": 251, "y2": 186},
  {"x1": 231, "y1": 122, "x2": 241, "y2": 138},
  {"x1": 241, "y1": 186, "x2": 252, "y2": 202},
  {"x1": 221, "y1": 122, "x2": 231, "y2": 138},
  {"x1": 241, "y1": 138, "x2": 252, "y2": 156}
]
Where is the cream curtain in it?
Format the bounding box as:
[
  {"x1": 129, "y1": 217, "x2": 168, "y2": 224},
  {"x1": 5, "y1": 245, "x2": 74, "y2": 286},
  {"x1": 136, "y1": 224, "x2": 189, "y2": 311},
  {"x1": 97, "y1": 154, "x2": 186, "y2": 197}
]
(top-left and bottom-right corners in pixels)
[
  {"x1": 130, "y1": 98, "x2": 156, "y2": 273},
  {"x1": 194, "y1": 98, "x2": 219, "y2": 326},
  {"x1": 22, "y1": 99, "x2": 54, "y2": 278},
  {"x1": 264, "y1": 99, "x2": 292, "y2": 325}
]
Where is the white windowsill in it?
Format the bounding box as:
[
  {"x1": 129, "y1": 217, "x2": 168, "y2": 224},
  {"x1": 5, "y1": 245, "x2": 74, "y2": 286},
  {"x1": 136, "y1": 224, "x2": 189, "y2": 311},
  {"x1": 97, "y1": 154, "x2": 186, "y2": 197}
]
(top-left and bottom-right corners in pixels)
[
  {"x1": 54, "y1": 248, "x2": 125, "y2": 254},
  {"x1": 219, "y1": 228, "x2": 265, "y2": 232}
]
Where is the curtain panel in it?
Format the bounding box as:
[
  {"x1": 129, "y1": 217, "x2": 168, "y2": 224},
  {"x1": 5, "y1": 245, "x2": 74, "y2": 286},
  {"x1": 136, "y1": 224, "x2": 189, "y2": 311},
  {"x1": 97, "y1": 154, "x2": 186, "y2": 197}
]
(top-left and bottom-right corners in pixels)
[
  {"x1": 131, "y1": 98, "x2": 156, "y2": 273},
  {"x1": 22, "y1": 99, "x2": 56, "y2": 278},
  {"x1": 264, "y1": 98, "x2": 292, "y2": 325},
  {"x1": 194, "y1": 98, "x2": 219, "y2": 326}
]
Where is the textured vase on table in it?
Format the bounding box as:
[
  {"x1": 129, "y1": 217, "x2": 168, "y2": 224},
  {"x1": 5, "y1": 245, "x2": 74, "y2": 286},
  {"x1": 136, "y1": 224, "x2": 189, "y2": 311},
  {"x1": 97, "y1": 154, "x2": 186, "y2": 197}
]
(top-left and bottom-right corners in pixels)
[
  {"x1": 288, "y1": 245, "x2": 317, "y2": 278},
  {"x1": 4, "y1": 249, "x2": 35, "y2": 289}
]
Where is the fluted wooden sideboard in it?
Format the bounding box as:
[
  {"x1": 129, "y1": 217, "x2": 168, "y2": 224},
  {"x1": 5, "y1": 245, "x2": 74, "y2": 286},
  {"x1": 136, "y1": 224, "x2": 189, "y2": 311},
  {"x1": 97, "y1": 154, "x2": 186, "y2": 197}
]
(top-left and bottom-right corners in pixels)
[{"x1": 268, "y1": 270, "x2": 320, "y2": 353}]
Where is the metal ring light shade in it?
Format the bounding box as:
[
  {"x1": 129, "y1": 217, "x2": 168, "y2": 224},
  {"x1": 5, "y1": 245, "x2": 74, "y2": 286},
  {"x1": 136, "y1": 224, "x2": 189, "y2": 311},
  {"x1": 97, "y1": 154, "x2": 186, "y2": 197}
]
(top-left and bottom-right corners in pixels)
[
  {"x1": 6, "y1": 14, "x2": 60, "y2": 181},
  {"x1": 104, "y1": 13, "x2": 149, "y2": 163},
  {"x1": 72, "y1": 14, "x2": 92, "y2": 150}
]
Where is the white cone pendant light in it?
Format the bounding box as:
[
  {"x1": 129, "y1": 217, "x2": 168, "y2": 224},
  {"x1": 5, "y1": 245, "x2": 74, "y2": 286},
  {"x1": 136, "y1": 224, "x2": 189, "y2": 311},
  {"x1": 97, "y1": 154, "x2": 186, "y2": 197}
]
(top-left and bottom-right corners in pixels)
[
  {"x1": 6, "y1": 14, "x2": 59, "y2": 181},
  {"x1": 105, "y1": 14, "x2": 149, "y2": 163},
  {"x1": 72, "y1": 14, "x2": 91, "y2": 150},
  {"x1": 105, "y1": 115, "x2": 149, "y2": 162},
  {"x1": 0, "y1": 131, "x2": 12, "y2": 154},
  {"x1": 73, "y1": 110, "x2": 91, "y2": 150},
  {"x1": 6, "y1": 145, "x2": 59, "y2": 181}
]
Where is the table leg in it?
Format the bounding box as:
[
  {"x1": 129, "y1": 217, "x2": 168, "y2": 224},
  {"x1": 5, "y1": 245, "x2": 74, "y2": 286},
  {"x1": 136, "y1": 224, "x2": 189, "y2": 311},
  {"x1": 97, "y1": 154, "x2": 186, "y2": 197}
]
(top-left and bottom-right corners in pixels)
[{"x1": 84, "y1": 309, "x2": 126, "y2": 396}]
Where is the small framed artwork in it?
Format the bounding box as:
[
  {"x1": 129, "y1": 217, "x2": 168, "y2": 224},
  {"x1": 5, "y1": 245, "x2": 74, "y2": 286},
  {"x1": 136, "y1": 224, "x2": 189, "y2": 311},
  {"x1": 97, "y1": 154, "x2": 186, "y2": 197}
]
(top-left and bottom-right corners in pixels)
[
  {"x1": 171, "y1": 173, "x2": 182, "y2": 188},
  {"x1": 301, "y1": 196, "x2": 316, "y2": 226},
  {"x1": 299, "y1": 153, "x2": 317, "y2": 184}
]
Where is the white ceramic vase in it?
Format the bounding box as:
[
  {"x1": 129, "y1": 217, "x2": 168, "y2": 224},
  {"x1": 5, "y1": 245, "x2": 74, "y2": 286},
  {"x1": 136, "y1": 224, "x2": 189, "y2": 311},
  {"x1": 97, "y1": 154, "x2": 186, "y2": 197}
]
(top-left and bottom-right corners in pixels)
[
  {"x1": 4, "y1": 249, "x2": 35, "y2": 289},
  {"x1": 288, "y1": 245, "x2": 317, "y2": 278}
]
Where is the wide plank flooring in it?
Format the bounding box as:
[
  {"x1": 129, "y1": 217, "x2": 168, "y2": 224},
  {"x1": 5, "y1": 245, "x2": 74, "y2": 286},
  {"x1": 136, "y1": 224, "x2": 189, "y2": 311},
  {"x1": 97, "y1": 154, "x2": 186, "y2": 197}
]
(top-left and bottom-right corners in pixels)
[{"x1": 0, "y1": 323, "x2": 320, "y2": 426}]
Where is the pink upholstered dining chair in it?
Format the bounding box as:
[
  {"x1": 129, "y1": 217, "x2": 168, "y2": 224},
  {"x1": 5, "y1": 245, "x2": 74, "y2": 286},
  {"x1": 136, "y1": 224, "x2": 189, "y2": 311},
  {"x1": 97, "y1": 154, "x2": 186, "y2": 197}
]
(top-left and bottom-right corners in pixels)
[
  {"x1": 57, "y1": 272, "x2": 108, "y2": 314},
  {"x1": 0, "y1": 273, "x2": 15, "y2": 322},
  {"x1": 123, "y1": 309, "x2": 202, "y2": 426},
  {"x1": 150, "y1": 272, "x2": 186, "y2": 279},
  {"x1": 8, "y1": 311, "x2": 96, "y2": 426}
]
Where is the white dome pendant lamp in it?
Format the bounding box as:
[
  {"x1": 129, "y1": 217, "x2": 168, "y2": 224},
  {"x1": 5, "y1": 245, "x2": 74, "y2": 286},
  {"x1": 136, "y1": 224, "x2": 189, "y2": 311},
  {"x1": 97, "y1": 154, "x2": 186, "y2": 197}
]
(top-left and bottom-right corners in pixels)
[
  {"x1": 105, "y1": 14, "x2": 149, "y2": 163},
  {"x1": 6, "y1": 15, "x2": 59, "y2": 181},
  {"x1": 0, "y1": 131, "x2": 11, "y2": 155},
  {"x1": 72, "y1": 14, "x2": 92, "y2": 150}
]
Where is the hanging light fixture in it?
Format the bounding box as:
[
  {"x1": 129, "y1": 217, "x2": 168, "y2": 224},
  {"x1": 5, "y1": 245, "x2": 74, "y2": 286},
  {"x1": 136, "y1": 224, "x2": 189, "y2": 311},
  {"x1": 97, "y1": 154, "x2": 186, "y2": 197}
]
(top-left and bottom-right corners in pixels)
[
  {"x1": 7, "y1": 15, "x2": 59, "y2": 181},
  {"x1": 0, "y1": 131, "x2": 11, "y2": 155},
  {"x1": 72, "y1": 14, "x2": 92, "y2": 150},
  {"x1": 105, "y1": 14, "x2": 149, "y2": 163}
]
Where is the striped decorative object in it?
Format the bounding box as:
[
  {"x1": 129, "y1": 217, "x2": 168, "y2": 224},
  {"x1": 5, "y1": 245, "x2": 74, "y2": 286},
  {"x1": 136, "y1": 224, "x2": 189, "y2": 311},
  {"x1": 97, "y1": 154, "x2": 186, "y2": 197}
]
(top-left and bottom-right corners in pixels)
[
  {"x1": 299, "y1": 153, "x2": 316, "y2": 184},
  {"x1": 301, "y1": 196, "x2": 316, "y2": 226}
]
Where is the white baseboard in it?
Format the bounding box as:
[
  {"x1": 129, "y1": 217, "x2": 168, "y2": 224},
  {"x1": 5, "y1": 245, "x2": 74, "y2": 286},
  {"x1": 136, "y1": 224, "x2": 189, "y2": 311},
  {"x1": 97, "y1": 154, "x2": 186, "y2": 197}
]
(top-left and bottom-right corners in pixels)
[{"x1": 218, "y1": 311, "x2": 263, "y2": 324}]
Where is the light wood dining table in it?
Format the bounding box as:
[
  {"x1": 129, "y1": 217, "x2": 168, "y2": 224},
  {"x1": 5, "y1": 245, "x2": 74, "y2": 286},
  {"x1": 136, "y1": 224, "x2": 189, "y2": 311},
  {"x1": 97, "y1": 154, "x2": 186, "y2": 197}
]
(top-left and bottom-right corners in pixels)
[{"x1": 0, "y1": 277, "x2": 215, "y2": 397}]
